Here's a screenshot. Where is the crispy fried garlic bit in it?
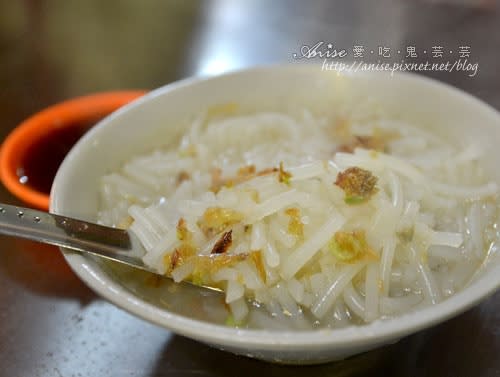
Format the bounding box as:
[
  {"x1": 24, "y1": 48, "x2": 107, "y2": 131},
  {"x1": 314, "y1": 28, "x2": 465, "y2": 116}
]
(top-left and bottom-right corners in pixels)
[
  {"x1": 176, "y1": 171, "x2": 191, "y2": 185},
  {"x1": 197, "y1": 207, "x2": 243, "y2": 237},
  {"x1": 164, "y1": 218, "x2": 197, "y2": 273},
  {"x1": 211, "y1": 230, "x2": 233, "y2": 254},
  {"x1": 178, "y1": 144, "x2": 197, "y2": 158},
  {"x1": 333, "y1": 119, "x2": 399, "y2": 154},
  {"x1": 335, "y1": 166, "x2": 378, "y2": 204},
  {"x1": 166, "y1": 251, "x2": 265, "y2": 287},
  {"x1": 191, "y1": 250, "x2": 265, "y2": 286},
  {"x1": 278, "y1": 161, "x2": 292, "y2": 185},
  {"x1": 328, "y1": 230, "x2": 378, "y2": 263},
  {"x1": 285, "y1": 207, "x2": 304, "y2": 238},
  {"x1": 337, "y1": 135, "x2": 388, "y2": 154},
  {"x1": 176, "y1": 218, "x2": 192, "y2": 242},
  {"x1": 164, "y1": 214, "x2": 265, "y2": 286},
  {"x1": 210, "y1": 164, "x2": 278, "y2": 193},
  {"x1": 164, "y1": 244, "x2": 195, "y2": 273}
]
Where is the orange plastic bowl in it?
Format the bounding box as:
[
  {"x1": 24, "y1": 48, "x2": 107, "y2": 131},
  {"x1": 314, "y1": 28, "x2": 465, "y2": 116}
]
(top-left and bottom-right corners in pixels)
[{"x1": 0, "y1": 91, "x2": 146, "y2": 210}]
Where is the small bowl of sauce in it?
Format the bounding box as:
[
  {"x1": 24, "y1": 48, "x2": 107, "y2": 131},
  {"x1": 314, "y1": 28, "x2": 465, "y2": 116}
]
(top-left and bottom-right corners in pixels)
[{"x1": 0, "y1": 91, "x2": 146, "y2": 210}]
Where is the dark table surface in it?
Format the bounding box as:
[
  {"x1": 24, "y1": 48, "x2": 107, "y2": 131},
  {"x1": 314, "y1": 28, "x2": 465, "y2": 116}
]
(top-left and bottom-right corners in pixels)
[{"x1": 1, "y1": 1, "x2": 500, "y2": 376}]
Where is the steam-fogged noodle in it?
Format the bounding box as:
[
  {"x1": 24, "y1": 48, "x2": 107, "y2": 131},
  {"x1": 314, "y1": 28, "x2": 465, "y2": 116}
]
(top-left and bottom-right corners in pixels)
[{"x1": 98, "y1": 105, "x2": 499, "y2": 329}]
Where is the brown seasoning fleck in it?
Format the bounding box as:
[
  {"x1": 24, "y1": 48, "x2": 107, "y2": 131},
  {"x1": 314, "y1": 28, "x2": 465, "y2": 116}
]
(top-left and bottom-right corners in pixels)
[
  {"x1": 335, "y1": 167, "x2": 378, "y2": 204},
  {"x1": 211, "y1": 230, "x2": 233, "y2": 254}
]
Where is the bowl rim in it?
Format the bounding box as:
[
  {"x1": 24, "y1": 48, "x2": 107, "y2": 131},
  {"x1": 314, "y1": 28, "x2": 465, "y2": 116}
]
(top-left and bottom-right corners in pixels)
[
  {"x1": 0, "y1": 90, "x2": 146, "y2": 210},
  {"x1": 51, "y1": 64, "x2": 500, "y2": 349}
]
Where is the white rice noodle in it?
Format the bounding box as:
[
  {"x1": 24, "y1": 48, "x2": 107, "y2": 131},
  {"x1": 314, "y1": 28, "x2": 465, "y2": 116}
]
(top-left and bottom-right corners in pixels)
[
  {"x1": 184, "y1": 111, "x2": 206, "y2": 144},
  {"x1": 311, "y1": 263, "x2": 366, "y2": 319},
  {"x1": 300, "y1": 292, "x2": 314, "y2": 308},
  {"x1": 397, "y1": 201, "x2": 420, "y2": 232},
  {"x1": 364, "y1": 263, "x2": 380, "y2": 322},
  {"x1": 250, "y1": 221, "x2": 267, "y2": 251},
  {"x1": 449, "y1": 261, "x2": 480, "y2": 290},
  {"x1": 102, "y1": 173, "x2": 154, "y2": 204},
  {"x1": 225, "y1": 280, "x2": 245, "y2": 303},
  {"x1": 246, "y1": 190, "x2": 305, "y2": 223},
  {"x1": 286, "y1": 278, "x2": 305, "y2": 303},
  {"x1": 212, "y1": 267, "x2": 239, "y2": 282},
  {"x1": 171, "y1": 259, "x2": 195, "y2": 283},
  {"x1": 409, "y1": 246, "x2": 441, "y2": 305},
  {"x1": 271, "y1": 283, "x2": 301, "y2": 317},
  {"x1": 142, "y1": 227, "x2": 177, "y2": 266},
  {"x1": 235, "y1": 261, "x2": 264, "y2": 290},
  {"x1": 406, "y1": 148, "x2": 452, "y2": 169},
  {"x1": 430, "y1": 231, "x2": 463, "y2": 248},
  {"x1": 388, "y1": 136, "x2": 428, "y2": 154},
  {"x1": 128, "y1": 206, "x2": 164, "y2": 251},
  {"x1": 380, "y1": 295, "x2": 423, "y2": 315},
  {"x1": 427, "y1": 245, "x2": 463, "y2": 262},
  {"x1": 468, "y1": 201, "x2": 485, "y2": 259},
  {"x1": 288, "y1": 161, "x2": 326, "y2": 182},
  {"x1": 123, "y1": 164, "x2": 162, "y2": 191},
  {"x1": 387, "y1": 170, "x2": 404, "y2": 214},
  {"x1": 263, "y1": 239, "x2": 280, "y2": 268},
  {"x1": 342, "y1": 282, "x2": 366, "y2": 320},
  {"x1": 332, "y1": 300, "x2": 351, "y2": 327},
  {"x1": 415, "y1": 222, "x2": 463, "y2": 249},
  {"x1": 432, "y1": 182, "x2": 497, "y2": 200},
  {"x1": 178, "y1": 199, "x2": 214, "y2": 218},
  {"x1": 282, "y1": 212, "x2": 345, "y2": 279},
  {"x1": 379, "y1": 237, "x2": 397, "y2": 296},
  {"x1": 377, "y1": 119, "x2": 446, "y2": 145},
  {"x1": 370, "y1": 200, "x2": 399, "y2": 237},
  {"x1": 454, "y1": 143, "x2": 483, "y2": 164},
  {"x1": 269, "y1": 218, "x2": 296, "y2": 249},
  {"x1": 229, "y1": 298, "x2": 249, "y2": 323}
]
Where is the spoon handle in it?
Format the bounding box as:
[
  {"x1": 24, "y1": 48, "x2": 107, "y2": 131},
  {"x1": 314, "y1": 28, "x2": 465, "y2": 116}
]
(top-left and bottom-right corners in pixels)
[{"x1": 0, "y1": 203, "x2": 151, "y2": 271}]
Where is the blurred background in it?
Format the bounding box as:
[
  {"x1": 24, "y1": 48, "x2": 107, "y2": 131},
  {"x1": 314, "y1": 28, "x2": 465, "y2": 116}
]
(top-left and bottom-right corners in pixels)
[{"x1": 0, "y1": 1, "x2": 499, "y2": 376}]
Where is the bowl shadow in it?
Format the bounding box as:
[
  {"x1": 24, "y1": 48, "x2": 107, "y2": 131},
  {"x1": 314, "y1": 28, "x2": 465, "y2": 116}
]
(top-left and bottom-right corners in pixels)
[{"x1": 150, "y1": 333, "x2": 396, "y2": 377}]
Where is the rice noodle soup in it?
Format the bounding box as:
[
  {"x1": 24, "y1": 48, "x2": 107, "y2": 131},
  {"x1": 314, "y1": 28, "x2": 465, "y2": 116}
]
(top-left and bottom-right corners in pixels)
[{"x1": 97, "y1": 103, "x2": 499, "y2": 330}]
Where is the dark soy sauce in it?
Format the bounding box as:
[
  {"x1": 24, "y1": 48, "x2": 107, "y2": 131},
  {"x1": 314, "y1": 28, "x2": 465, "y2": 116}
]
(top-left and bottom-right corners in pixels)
[{"x1": 17, "y1": 115, "x2": 104, "y2": 194}]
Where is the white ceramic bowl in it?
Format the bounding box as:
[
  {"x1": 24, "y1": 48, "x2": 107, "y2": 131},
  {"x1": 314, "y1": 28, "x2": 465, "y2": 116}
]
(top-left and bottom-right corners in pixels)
[{"x1": 51, "y1": 65, "x2": 500, "y2": 364}]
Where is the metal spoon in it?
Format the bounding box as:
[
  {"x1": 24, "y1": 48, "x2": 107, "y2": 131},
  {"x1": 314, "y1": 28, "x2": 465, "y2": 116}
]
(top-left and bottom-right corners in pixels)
[{"x1": 0, "y1": 202, "x2": 187, "y2": 280}]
